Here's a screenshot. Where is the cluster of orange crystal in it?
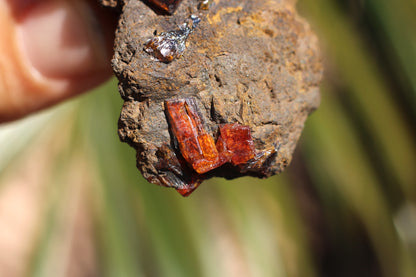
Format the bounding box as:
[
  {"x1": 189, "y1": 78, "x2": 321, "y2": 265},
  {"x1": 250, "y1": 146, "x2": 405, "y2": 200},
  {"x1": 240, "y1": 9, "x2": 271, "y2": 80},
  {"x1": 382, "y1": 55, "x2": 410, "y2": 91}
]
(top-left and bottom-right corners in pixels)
[{"x1": 165, "y1": 99, "x2": 257, "y2": 183}]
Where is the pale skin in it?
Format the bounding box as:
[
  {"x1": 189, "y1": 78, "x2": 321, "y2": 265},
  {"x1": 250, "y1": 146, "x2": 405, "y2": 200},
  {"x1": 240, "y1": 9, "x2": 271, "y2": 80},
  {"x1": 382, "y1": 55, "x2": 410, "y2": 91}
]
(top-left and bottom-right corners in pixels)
[{"x1": 0, "y1": 0, "x2": 117, "y2": 123}]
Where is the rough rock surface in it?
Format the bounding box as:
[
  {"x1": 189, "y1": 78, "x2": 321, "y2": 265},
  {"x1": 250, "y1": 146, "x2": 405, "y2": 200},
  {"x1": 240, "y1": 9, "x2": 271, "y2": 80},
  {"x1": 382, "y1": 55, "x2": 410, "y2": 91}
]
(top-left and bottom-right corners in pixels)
[{"x1": 103, "y1": 0, "x2": 322, "y2": 194}]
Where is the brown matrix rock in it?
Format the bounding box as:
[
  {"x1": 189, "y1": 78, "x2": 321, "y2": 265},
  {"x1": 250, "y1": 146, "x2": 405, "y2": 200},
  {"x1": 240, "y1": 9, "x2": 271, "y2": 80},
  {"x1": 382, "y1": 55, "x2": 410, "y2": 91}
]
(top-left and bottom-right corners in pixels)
[{"x1": 101, "y1": 0, "x2": 322, "y2": 196}]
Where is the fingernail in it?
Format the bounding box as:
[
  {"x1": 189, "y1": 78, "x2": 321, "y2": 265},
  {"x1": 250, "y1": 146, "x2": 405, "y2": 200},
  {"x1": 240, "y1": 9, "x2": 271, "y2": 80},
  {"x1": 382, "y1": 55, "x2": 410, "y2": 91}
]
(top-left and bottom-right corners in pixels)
[{"x1": 17, "y1": 0, "x2": 108, "y2": 79}]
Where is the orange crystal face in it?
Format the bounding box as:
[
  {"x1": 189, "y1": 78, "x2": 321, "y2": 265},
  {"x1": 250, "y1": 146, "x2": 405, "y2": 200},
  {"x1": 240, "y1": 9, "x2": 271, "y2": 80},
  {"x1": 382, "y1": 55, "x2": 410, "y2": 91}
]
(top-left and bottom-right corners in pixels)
[
  {"x1": 144, "y1": 0, "x2": 184, "y2": 14},
  {"x1": 216, "y1": 123, "x2": 256, "y2": 165},
  {"x1": 165, "y1": 98, "x2": 224, "y2": 174},
  {"x1": 165, "y1": 98, "x2": 258, "y2": 190}
]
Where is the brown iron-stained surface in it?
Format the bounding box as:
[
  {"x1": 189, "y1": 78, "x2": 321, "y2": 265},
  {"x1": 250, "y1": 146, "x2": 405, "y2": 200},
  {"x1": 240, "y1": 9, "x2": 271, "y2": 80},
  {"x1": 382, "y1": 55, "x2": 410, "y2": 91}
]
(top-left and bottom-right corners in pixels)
[{"x1": 103, "y1": 0, "x2": 323, "y2": 195}]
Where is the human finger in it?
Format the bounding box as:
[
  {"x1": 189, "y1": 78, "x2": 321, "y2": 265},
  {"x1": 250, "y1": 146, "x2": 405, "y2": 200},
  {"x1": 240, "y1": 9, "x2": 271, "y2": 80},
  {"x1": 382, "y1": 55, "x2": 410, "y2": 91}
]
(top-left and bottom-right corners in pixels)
[{"x1": 0, "y1": 0, "x2": 117, "y2": 122}]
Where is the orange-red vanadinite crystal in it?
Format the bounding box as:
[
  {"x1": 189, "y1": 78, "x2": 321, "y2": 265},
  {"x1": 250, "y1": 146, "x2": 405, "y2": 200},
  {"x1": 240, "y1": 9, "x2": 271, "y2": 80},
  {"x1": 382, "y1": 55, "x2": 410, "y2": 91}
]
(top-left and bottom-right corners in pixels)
[
  {"x1": 165, "y1": 98, "x2": 258, "y2": 195},
  {"x1": 216, "y1": 123, "x2": 256, "y2": 165},
  {"x1": 165, "y1": 99, "x2": 224, "y2": 174}
]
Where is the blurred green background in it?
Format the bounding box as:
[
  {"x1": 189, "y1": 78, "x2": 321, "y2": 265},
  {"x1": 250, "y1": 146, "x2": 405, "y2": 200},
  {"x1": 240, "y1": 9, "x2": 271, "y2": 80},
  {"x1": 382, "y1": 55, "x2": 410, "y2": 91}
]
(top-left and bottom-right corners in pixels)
[{"x1": 0, "y1": 0, "x2": 415, "y2": 276}]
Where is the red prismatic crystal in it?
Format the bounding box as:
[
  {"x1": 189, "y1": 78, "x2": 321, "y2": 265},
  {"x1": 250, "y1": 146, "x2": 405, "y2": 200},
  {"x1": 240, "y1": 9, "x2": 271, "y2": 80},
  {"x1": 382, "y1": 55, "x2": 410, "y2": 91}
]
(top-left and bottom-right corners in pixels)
[
  {"x1": 145, "y1": 0, "x2": 184, "y2": 14},
  {"x1": 216, "y1": 123, "x2": 256, "y2": 165},
  {"x1": 165, "y1": 99, "x2": 262, "y2": 195},
  {"x1": 165, "y1": 99, "x2": 225, "y2": 174}
]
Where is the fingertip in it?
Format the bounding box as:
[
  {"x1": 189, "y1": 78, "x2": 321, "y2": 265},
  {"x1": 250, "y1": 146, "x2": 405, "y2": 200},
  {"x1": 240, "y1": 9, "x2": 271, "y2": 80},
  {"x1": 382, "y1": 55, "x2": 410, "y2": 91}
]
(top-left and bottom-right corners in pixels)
[{"x1": 0, "y1": 0, "x2": 117, "y2": 123}]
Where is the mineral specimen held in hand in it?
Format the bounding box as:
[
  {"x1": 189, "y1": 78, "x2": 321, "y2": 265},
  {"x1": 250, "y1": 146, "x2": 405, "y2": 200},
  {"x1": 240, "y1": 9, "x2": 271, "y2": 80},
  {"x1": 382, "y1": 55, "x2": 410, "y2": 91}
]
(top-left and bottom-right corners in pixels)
[{"x1": 106, "y1": 0, "x2": 323, "y2": 196}]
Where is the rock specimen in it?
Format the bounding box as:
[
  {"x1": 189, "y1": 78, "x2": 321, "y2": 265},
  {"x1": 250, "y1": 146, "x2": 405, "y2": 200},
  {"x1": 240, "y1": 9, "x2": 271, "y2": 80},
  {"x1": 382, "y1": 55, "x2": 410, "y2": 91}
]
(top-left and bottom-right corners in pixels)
[{"x1": 101, "y1": 0, "x2": 323, "y2": 196}]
